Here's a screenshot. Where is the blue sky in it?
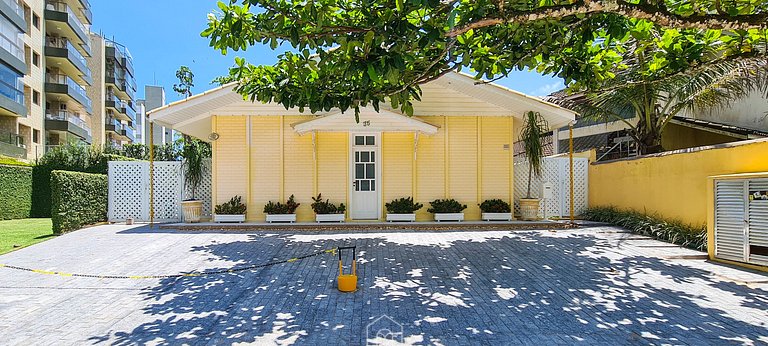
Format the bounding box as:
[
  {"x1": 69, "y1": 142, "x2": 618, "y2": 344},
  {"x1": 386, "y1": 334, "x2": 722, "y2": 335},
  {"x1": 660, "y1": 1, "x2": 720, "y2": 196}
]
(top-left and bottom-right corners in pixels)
[{"x1": 92, "y1": 1, "x2": 564, "y2": 103}]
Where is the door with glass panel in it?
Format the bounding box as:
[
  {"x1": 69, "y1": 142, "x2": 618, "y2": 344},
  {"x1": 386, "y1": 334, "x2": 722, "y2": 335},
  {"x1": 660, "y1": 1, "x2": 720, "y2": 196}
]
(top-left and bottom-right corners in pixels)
[{"x1": 350, "y1": 134, "x2": 378, "y2": 219}]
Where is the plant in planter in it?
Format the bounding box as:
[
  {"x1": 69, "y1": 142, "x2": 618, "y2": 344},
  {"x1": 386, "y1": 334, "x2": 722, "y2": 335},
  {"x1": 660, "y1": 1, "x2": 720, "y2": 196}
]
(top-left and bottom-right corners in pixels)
[
  {"x1": 479, "y1": 199, "x2": 512, "y2": 221},
  {"x1": 428, "y1": 199, "x2": 467, "y2": 222},
  {"x1": 519, "y1": 111, "x2": 548, "y2": 221},
  {"x1": 311, "y1": 193, "x2": 346, "y2": 222},
  {"x1": 181, "y1": 138, "x2": 209, "y2": 223},
  {"x1": 385, "y1": 197, "x2": 423, "y2": 222},
  {"x1": 214, "y1": 195, "x2": 247, "y2": 223},
  {"x1": 264, "y1": 195, "x2": 300, "y2": 223}
]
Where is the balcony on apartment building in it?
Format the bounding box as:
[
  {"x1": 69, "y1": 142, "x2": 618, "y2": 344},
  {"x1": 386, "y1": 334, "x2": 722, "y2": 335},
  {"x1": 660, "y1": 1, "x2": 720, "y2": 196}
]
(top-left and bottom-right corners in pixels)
[
  {"x1": 77, "y1": 0, "x2": 91, "y2": 24},
  {"x1": 44, "y1": 1, "x2": 91, "y2": 56},
  {"x1": 0, "y1": 63, "x2": 25, "y2": 117},
  {"x1": 105, "y1": 40, "x2": 133, "y2": 77},
  {"x1": 0, "y1": 131, "x2": 25, "y2": 159},
  {"x1": 45, "y1": 109, "x2": 92, "y2": 143},
  {"x1": 0, "y1": 3, "x2": 27, "y2": 76},
  {"x1": 105, "y1": 116, "x2": 122, "y2": 135},
  {"x1": 106, "y1": 71, "x2": 136, "y2": 102},
  {"x1": 122, "y1": 123, "x2": 134, "y2": 143},
  {"x1": 44, "y1": 36, "x2": 92, "y2": 85},
  {"x1": 106, "y1": 93, "x2": 136, "y2": 123},
  {"x1": 0, "y1": 0, "x2": 25, "y2": 33},
  {"x1": 45, "y1": 73, "x2": 93, "y2": 114}
]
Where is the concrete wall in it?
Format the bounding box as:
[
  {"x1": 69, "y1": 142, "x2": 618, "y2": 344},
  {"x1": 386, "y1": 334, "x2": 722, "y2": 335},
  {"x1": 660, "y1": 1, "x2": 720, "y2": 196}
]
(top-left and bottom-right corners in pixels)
[
  {"x1": 86, "y1": 33, "x2": 105, "y2": 147},
  {"x1": 589, "y1": 138, "x2": 768, "y2": 227}
]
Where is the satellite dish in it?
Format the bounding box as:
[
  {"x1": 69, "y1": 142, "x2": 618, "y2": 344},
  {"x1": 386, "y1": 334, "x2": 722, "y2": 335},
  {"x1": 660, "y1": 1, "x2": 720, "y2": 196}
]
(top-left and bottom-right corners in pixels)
[{"x1": 208, "y1": 132, "x2": 220, "y2": 141}]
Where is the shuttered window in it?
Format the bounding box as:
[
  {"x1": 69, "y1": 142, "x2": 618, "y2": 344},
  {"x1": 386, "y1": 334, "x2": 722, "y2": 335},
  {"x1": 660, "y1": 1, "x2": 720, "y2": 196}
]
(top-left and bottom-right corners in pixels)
[{"x1": 714, "y1": 180, "x2": 746, "y2": 262}]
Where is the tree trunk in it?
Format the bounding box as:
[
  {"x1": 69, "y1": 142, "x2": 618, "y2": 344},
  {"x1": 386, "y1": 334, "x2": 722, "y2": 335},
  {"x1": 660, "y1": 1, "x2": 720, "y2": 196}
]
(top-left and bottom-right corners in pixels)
[
  {"x1": 526, "y1": 162, "x2": 533, "y2": 199},
  {"x1": 634, "y1": 116, "x2": 664, "y2": 155}
]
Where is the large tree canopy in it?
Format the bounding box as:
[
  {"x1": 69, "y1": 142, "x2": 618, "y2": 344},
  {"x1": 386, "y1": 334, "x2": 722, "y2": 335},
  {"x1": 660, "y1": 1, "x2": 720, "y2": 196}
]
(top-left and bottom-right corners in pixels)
[{"x1": 202, "y1": 0, "x2": 768, "y2": 117}]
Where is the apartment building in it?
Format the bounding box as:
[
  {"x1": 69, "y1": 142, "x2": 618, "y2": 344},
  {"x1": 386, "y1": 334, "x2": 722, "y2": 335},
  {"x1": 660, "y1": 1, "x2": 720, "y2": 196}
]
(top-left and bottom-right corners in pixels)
[{"x1": 0, "y1": 0, "x2": 136, "y2": 160}]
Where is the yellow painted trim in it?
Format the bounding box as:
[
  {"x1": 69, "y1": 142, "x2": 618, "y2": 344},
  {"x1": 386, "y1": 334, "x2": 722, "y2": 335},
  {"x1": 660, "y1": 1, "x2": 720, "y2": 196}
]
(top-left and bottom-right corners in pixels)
[
  {"x1": 477, "y1": 117, "x2": 482, "y2": 204},
  {"x1": 246, "y1": 116, "x2": 252, "y2": 220},
  {"x1": 212, "y1": 116, "x2": 218, "y2": 205},
  {"x1": 706, "y1": 177, "x2": 716, "y2": 259},
  {"x1": 345, "y1": 134, "x2": 350, "y2": 221},
  {"x1": 412, "y1": 132, "x2": 417, "y2": 202},
  {"x1": 280, "y1": 117, "x2": 285, "y2": 201},
  {"x1": 313, "y1": 132, "x2": 318, "y2": 198},
  {"x1": 710, "y1": 257, "x2": 768, "y2": 273},
  {"x1": 444, "y1": 116, "x2": 449, "y2": 199},
  {"x1": 509, "y1": 117, "x2": 515, "y2": 219}
]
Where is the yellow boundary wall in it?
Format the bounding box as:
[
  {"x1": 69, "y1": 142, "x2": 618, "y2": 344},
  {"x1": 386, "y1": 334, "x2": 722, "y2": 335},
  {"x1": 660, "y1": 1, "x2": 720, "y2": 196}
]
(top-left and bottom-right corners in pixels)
[{"x1": 589, "y1": 138, "x2": 768, "y2": 227}]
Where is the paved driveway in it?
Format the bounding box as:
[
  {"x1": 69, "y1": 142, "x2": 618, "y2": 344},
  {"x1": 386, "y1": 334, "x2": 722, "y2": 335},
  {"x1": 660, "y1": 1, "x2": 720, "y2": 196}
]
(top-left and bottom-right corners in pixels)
[{"x1": 0, "y1": 224, "x2": 767, "y2": 345}]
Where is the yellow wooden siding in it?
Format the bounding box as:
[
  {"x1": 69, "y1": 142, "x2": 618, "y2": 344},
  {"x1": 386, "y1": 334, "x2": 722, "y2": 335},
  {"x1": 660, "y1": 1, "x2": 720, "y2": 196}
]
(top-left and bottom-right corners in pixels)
[
  {"x1": 415, "y1": 116, "x2": 447, "y2": 221},
  {"x1": 382, "y1": 133, "x2": 414, "y2": 217},
  {"x1": 213, "y1": 114, "x2": 516, "y2": 223},
  {"x1": 213, "y1": 116, "x2": 248, "y2": 213},
  {"x1": 481, "y1": 117, "x2": 513, "y2": 201},
  {"x1": 283, "y1": 116, "x2": 315, "y2": 222},
  {"x1": 317, "y1": 132, "x2": 348, "y2": 218},
  {"x1": 249, "y1": 116, "x2": 281, "y2": 221},
  {"x1": 447, "y1": 117, "x2": 480, "y2": 219}
]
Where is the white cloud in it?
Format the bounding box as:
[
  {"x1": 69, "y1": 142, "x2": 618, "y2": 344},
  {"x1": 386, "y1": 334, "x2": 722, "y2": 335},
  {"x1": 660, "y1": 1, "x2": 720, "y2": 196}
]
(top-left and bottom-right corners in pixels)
[{"x1": 531, "y1": 82, "x2": 564, "y2": 97}]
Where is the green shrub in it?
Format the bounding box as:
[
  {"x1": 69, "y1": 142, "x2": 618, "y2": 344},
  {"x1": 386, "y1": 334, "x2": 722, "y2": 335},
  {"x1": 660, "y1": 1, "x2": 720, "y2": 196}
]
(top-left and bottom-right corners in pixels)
[
  {"x1": 0, "y1": 165, "x2": 33, "y2": 220},
  {"x1": 311, "y1": 194, "x2": 345, "y2": 214},
  {"x1": 582, "y1": 206, "x2": 707, "y2": 251},
  {"x1": 50, "y1": 170, "x2": 108, "y2": 234},
  {"x1": 428, "y1": 199, "x2": 467, "y2": 214},
  {"x1": 31, "y1": 144, "x2": 134, "y2": 217},
  {"x1": 385, "y1": 197, "x2": 423, "y2": 214},
  {"x1": 215, "y1": 196, "x2": 247, "y2": 215},
  {"x1": 264, "y1": 195, "x2": 300, "y2": 214},
  {"x1": 479, "y1": 199, "x2": 511, "y2": 213}
]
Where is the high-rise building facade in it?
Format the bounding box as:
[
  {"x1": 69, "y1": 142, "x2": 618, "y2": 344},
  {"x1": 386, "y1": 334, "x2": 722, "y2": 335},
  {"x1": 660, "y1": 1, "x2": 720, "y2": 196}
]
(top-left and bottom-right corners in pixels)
[{"x1": 0, "y1": 0, "x2": 136, "y2": 160}]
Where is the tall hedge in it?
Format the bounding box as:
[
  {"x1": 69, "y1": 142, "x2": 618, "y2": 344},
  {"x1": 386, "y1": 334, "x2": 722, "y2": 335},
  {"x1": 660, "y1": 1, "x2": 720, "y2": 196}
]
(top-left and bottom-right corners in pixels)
[
  {"x1": 50, "y1": 170, "x2": 108, "y2": 234},
  {"x1": 32, "y1": 149, "x2": 134, "y2": 217},
  {"x1": 0, "y1": 164, "x2": 33, "y2": 220}
]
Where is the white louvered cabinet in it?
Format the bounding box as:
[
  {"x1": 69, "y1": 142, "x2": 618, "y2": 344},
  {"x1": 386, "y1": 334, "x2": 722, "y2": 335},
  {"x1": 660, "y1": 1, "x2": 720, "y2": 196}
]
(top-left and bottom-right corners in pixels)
[{"x1": 714, "y1": 177, "x2": 768, "y2": 266}]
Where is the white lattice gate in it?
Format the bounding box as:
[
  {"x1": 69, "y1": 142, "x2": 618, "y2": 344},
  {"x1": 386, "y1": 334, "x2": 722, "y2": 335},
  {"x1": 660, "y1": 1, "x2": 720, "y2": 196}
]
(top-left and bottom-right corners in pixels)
[
  {"x1": 108, "y1": 160, "x2": 211, "y2": 223},
  {"x1": 514, "y1": 157, "x2": 588, "y2": 218}
]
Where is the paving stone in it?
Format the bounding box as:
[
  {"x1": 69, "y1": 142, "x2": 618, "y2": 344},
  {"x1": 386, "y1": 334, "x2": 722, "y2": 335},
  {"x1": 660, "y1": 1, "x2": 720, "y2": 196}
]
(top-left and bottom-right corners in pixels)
[{"x1": 0, "y1": 224, "x2": 766, "y2": 345}]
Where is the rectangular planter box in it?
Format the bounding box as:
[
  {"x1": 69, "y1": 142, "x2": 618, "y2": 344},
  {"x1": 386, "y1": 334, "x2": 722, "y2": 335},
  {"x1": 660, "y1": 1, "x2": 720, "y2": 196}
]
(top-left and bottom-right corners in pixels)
[
  {"x1": 316, "y1": 214, "x2": 345, "y2": 223},
  {"x1": 387, "y1": 213, "x2": 416, "y2": 222},
  {"x1": 482, "y1": 212, "x2": 512, "y2": 221},
  {"x1": 266, "y1": 214, "x2": 297, "y2": 223},
  {"x1": 434, "y1": 213, "x2": 464, "y2": 222},
  {"x1": 213, "y1": 214, "x2": 246, "y2": 223}
]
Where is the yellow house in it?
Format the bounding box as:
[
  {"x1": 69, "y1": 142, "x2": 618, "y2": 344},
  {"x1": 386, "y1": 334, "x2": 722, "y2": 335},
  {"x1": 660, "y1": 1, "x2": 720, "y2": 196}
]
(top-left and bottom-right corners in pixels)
[{"x1": 149, "y1": 72, "x2": 576, "y2": 222}]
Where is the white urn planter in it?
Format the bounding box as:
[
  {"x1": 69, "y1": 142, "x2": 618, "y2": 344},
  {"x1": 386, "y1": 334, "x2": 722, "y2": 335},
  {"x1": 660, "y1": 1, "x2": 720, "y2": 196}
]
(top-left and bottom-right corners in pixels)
[
  {"x1": 316, "y1": 214, "x2": 345, "y2": 223},
  {"x1": 519, "y1": 198, "x2": 541, "y2": 221},
  {"x1": 482, "y1": 213, "x2": 513, "y2": 221},
  {"x1": 434, "y1": 213, "x2": 464, "y2": 222},
  {"x1": 386, "y1": 213, "x2": 416, "y2": 222},
  {"x1": 214, "y1": 214, "x2": 246, "y2": 223},
  {"x1": 266, "y1": 214, "x2": 297, "y2": 223},
  {"x1": 181, "y1": 200, "x2": 203, "y2": 223}
]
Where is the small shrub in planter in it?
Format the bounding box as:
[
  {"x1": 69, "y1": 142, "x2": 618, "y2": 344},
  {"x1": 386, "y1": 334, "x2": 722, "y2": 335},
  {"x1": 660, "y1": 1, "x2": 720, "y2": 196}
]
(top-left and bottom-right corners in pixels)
[
  {"x1": 385, "y1": 197, "x2": 423, "y2": 222},
  {"x1": 264, "y1": 195, "x2": 300, "y2": 223},
  {"x1": 214, "y1": 196, "x2": 247, "y2": 223},
  {"x1": 479, "y1": 199, "x2": 512, "y2": 221},
  {"x1": 428, "y1": 199, "x2": 467, "y2": 222},
  {"x1": 311, "y1": 193, "x2": 345, "y2": 222}
]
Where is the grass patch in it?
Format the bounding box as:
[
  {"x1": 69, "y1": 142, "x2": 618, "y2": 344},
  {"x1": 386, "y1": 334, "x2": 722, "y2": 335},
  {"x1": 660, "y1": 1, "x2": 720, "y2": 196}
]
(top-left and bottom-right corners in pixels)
[
  {"x1": 0, "y1": 219, "x2": 55, "y2": 255},
  {"x1": 582, "y1": 207, "x2": 707, "y2": 251}
]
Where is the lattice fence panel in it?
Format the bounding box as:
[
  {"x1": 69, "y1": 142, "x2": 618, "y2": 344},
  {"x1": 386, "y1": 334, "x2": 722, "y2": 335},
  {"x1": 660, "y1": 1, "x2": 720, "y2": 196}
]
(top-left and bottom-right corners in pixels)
[
  {"x1": 153, "y1": 162, "x2": 183, "y2": 222},
  {"x1": 513, "y1": 157, "x2": 588, "y2": 218},
  {"x1": 108, "y1": 161, "x2": 148, "y2": 222}
]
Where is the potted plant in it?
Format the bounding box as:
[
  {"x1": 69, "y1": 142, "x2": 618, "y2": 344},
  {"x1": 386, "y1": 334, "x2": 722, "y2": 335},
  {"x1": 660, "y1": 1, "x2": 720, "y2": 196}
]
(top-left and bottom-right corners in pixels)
[
  {"x1": 311, "y1": 193, "x2": 346, "y2": 223},
  {"x1": 264, "y1": 195, "x2": 300, "y2": 223},
  {"x1": 519, "y1": 111, "x2": 548, "y2": 221},
  {"x1": 479, "y1": 199, "x2": 512, "y2": 221},
  {"x1": 428, "y1": 199, "x2": 467, "y2": 222},
  {"x1": 181, "y1": 138, "x2": 208, "y2": 223},
  {"x1": 385, "y1": 197, "x2": 423, "y2": 222},
  {"x1": 214, "y1": 196, "x2": 247, "y2": 223}
]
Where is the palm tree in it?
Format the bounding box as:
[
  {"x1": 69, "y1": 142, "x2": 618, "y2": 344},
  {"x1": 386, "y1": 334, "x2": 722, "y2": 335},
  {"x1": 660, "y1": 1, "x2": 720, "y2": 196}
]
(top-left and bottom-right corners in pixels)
[
  {"x1": 556, "y1": 56, "x2": 767, "y2": 155},
  {"x1": 520, "y1": 111, "x2": 549, "y2": 199}
]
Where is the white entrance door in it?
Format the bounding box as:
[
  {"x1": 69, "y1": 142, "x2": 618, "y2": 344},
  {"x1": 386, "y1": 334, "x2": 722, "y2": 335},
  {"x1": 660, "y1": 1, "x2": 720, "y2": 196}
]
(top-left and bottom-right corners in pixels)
[{"x1": 350, "y1": 134, "x2": 379, "y2": 219}]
